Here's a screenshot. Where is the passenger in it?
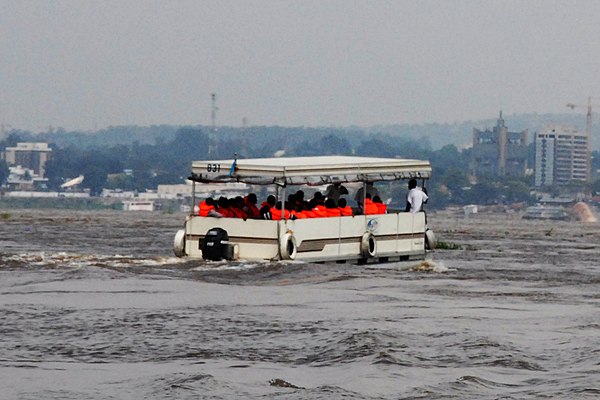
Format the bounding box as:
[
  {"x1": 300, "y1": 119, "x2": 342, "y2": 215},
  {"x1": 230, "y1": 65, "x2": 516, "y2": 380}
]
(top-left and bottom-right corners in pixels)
[
  {"x1": 355, "y1": 182, "x2": 380, "y2": 205},
  {"x1": 311, "y1": 201, "x2": 328, "y2": 218},
  {"x1": 286, "y1": 201, "x2": 298, "y2": 220},
  {"x1": 287, "y1": 194, "x2": 297, "y2": 208},
  {"x1": 198, "y1": 197, "x2": 223, "y2": 218},
  {"x1": 302, "y1": 202, "x2": 317, "y2": 218},
  {"x1": 325, "y1": 198, "x2": 342, "y2": 217},
  {"x1": 325, "y1": 182, "x2": 349, "y2": 202},
  {"x1": 217, "y1": 197, "x2": 234, "y2": 218},
  {"x1": 290, "y1": 195, "x2": 307, "y2": 219},
  {"x1": 312, "y1": 191, "x2": 325, "y2": 206},
  {"x1": 270, "y1": 201, "x2": 291, "y2": 220},
  {"x1": 290, "y1": 207, "x2": 307, "y2": 219},
  {"x1": 405, "y1": 178, "x2": 429, "y2": 213},
  {"x1": 373, "y1": 195, "x2": 387, "y2": 214},
  {"x1": 231, "y1": 197, "x2": 248, "y2": 219},
  {"x1": 243, "y1": 193, "x2": 260, "y2": 219},
  {"x1": 363, "y1": 193, "x2": 379, "y2": 215},
  {"x1": 338, "y1": 198, "x2": 353, "y2": 216},
  {"x1": 294, "y1": 190, "x2": 306, "y2": 209},
  {"x1": 260, "y1": 195, "x2": 276, "y2": 219}
]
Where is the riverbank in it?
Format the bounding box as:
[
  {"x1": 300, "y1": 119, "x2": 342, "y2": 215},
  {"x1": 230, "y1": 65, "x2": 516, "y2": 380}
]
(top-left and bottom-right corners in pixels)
[{"x1": 0, "y1": 197, "x2": 187, "y2": 212}]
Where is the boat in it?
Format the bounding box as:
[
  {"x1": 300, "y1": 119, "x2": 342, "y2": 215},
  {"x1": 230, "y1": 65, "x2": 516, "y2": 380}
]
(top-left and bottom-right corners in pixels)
[
  {"x1": 122, "y1": 200, "x2": 155, "y2": 211},
  {"x1": 173, "y1": 155, "x2": 435, "y2": 264},
  {"x1": 522, "y1": 205, "x2": 569, "y2": 220}
]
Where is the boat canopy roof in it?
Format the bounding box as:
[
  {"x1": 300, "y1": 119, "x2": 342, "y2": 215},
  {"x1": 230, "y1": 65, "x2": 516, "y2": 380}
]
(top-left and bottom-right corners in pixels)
[{"x1": 190, "y1": 155, "x2": 432, "y2": 186}]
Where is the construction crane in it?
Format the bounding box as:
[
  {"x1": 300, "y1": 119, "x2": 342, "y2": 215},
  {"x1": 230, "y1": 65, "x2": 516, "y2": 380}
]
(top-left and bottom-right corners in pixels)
[
  {"x1": 566, "y1": 97, "x2": 595, "y2": 183},
  {"x1": 566, "y1": 96, "x2": 592, "y2": 138}
]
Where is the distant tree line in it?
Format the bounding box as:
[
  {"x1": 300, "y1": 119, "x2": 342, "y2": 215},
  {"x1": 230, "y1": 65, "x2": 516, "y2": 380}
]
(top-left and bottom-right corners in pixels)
[{"x1": 2, "y1": 124, "x2": 599, "y2": 207}]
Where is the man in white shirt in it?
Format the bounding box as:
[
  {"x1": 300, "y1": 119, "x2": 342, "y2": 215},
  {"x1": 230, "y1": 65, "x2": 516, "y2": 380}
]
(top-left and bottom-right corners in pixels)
[{"x1": 405, "y1": 178, "x2": 428, "y2": 213}]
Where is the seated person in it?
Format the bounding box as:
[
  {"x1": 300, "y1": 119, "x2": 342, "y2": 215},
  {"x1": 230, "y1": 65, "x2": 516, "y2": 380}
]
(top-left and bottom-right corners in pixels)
[
  {"x1": 301, "y1": 202, "x2": 317, "y2": 218},
  {"x1": 338, "y1": 198, "x2": 353, "y2": 216},
  {"x1": 243, "y1": 193, "x2": 260, "y2": 219},
  {"x1": 260, "y1": 195, "x2": 276, "y2": 219},
  {"x1": 217, "y1": 197, "x2": 234, "y2": 217},
  {"x1": 293, "y1": 190, "x2": 307, "y2": 210},
  {"x1": 309, "y1": 198, "x2": 327, "y2": 218},
  {"x1": 312, "y1": 191, "x2": 325, "y2": 206},
  {"x1": 372, "y1": 195, "x2": 387, "y2": 214},
  {"x1": 230, "y1": 196, "x2": 248, "y2": 219},
  {"x1": 325, "y1": 198, "x2": 342, "y2": 217},
  {"x1": 325, "y1": 182, "x2": 348, "y2": 202},
  {"x1": 363, "y1": 193, "x2": 379, "y2": 215},
  {"x1": 198, "y1": 197, "x2": 223, "y2": 218},
  {"x1": 270, "y1": 201, "x2": 292, "y2": 220},
  {"x1": 355, "y1": 182, "x2": 379, "y2": 205}
]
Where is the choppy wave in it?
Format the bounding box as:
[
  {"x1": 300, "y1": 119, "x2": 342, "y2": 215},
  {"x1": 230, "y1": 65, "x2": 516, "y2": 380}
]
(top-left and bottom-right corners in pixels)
[
  {"x1": 2, "y1": 209, "x2": 600, "y2": 399},
  {"x1": 0, "y1": 252, "x2": 187, "y2": 270}
]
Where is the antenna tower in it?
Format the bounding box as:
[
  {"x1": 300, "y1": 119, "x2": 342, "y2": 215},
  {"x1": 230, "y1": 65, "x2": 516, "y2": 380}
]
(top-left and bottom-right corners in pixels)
[{"x1": 209, "y1": 93, "x2": 218, "y2": 157}]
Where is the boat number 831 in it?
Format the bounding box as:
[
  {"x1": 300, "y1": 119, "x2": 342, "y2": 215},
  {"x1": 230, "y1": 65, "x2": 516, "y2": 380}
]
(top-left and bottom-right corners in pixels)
[{"x1": 206, "y1": 164, "x2": 221, "y2": 172}]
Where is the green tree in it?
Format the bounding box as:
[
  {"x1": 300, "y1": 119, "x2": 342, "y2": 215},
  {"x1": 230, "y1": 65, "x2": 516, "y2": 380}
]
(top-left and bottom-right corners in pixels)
[
  {"x1": 319, "y1": 134, "x2": 352, "y2": 155},
  {"x1": 466, "y1": 181, "x2": 501, "y2": 204},
  {"x1": 356, "y1": 138, "x2": 400, "y2": 157},
  {"x1": 434, "y1": 167, "x2": 470, "y2": 204},
  {"x1": 0, "y1": 132, "x2": 25, "y2": 148},
  {"x1": 591, "y1": 179, "x2": 600, "y2": 195},
  {"x1": 503, "y1": 179, "x2": 534, "y2": 203},
  {"x1": 433, "y1": 145, "x2": 465, "y2": 175},
  {"x1": 45, "y1": 146, "x2": 124, "y2": 194},
  {"x1": 290, "y1": 135, "x2": 352, "y2": 157}
]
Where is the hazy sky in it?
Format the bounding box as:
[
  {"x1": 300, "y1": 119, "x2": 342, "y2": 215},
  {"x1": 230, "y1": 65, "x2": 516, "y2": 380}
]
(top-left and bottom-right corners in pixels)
[{"x1": 1, "y1": 0, "x2": 599, "y2": 132}]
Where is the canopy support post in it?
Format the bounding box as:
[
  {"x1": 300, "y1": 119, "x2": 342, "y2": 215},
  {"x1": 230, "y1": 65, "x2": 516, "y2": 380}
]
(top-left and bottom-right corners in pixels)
[
  {"x1": 281, "y1": 185, "x2": 287, "y2": 220},
  {"x1": 191, "y1": 180, "x2": 196, "y2": 216}
]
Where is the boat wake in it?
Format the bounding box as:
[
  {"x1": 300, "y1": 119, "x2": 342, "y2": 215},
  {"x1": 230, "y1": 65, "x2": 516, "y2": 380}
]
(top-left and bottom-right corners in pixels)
[
  {"x1": 0, "y1": 251, "x2": 453, "y2": 289},
  {"x1": 410, "y1": 259, "x2": 456, "y2": 273},
  {"x1": 0, "y1": 252, "x2": 188, "y2": 271}
]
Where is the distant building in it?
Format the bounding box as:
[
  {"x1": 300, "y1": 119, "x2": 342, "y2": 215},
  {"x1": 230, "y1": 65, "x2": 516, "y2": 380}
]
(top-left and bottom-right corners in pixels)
[
  {"x1": 534, "y1": 125, "x2": 590, "y2": 187},
  {"x1": 122, "y1": 200, "x2": 156, "y2": 211},
  {"x1": 535, "y1": 130, "x2": 555, "y2": 187},
  {"x1": 1, "y1": 142, "x2": 52, "y2": 178},
  {"x1": 471, "y1": 112, "x2": 529, "y2": 177},
  {"x1": 5, "y1": 165, "x2": 49, "y2": 191}
]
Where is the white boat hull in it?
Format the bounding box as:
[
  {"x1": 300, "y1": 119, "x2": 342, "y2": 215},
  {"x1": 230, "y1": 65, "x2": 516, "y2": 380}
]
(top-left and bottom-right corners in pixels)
[{"x1": 177, "y1": 212, "x2": 428, "y2": 263}]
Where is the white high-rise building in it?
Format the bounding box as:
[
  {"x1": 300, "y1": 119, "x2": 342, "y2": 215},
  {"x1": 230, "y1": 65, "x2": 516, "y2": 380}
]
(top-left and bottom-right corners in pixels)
[
  {"x1": 535, "y1": 131, "x2": 556, "y2": 187},
  {"x1": 534, "y1": 126, "x2": 590, "y2": 187}
]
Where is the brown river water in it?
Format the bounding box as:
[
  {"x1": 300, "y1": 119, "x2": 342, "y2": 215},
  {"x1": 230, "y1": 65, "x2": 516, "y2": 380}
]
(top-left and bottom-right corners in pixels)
[{"x1": 1, "y1": 208, "x2": 599, "y2": 399}]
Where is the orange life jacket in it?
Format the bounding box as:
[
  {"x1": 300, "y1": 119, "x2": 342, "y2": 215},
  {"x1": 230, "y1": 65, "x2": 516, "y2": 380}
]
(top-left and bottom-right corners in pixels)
[
  {"x1": 219, "y1": 207, "x2": 234, "y2": 218},
  {"x1": 244, "y1": 197, "x2": 260, "y2": 218},
  {"x1": 291, "y1": 210, "x2": 307, "y2": 219},
  {"x1": 339, "y1": 206, "x2": 353, "y2": 216},
  {"x1": 198, "y1": 201, "x2": 215, "y2": 217},
  {"x1": 270, "y1": 207, "x2": 291, "y2": 220},
  {"x1": 311, "y1": 205, "x2": 328, "y2": 218},
  {"x1": 303, "y1": 209, "x2": 317, "y2": 218},
  {"x1": 364, "y1": 198, "x2": 378, "y2": 215},
  {"x1": 231, "y1": 207, "x2": 247, "y2": 219},
  {"x1": 374, "y1": 202, "x2": 387, "y2": 214},
  {"x1": 325, "y1": 207, "x2": 342, "y2": 217}
]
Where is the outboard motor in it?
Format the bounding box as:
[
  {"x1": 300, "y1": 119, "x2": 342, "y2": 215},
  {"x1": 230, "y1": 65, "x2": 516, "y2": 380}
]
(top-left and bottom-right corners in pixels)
[{"x1": 201, "y1": 228, "x2": 232, "y2": 261}]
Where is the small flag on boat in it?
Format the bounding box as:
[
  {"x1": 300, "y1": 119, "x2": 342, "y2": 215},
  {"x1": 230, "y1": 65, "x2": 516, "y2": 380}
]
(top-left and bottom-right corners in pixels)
[{"x1": 229, "y1": 154, "x2": 238, "y2": 176}]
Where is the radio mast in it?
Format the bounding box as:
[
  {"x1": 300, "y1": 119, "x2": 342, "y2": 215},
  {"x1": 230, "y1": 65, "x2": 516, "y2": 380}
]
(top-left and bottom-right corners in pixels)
[{"x1": 209, "y1": 93, "x2": 218, "y2": 158}]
